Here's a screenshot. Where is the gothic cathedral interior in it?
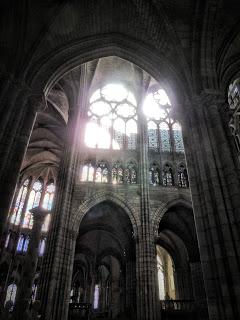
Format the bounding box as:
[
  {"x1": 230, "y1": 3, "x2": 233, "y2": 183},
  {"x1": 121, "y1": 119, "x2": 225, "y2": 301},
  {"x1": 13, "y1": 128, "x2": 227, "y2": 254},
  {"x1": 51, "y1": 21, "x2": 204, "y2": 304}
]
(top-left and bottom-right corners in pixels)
[{"x1": 0, "y1": 2, "x2": 240, "y2": 320}]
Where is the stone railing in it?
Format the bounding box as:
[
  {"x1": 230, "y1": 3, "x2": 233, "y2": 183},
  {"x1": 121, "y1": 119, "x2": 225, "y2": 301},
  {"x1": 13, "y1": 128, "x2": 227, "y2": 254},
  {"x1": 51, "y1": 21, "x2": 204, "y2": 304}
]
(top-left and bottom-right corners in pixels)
[
  {"x1": 68, "y1": 302, "x2": 91, "y2": 319},
  {"x1": 160, "y1": 299, "x2": 195, "y2": 312}
]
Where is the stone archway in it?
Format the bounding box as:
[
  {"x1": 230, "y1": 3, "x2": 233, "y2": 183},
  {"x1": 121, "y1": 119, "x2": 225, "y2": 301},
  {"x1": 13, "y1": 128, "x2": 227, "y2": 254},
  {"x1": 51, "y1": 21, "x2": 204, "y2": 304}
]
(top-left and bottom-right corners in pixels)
[{"x1": 71, "y1": 200, "x2": 136, "y2": 319}]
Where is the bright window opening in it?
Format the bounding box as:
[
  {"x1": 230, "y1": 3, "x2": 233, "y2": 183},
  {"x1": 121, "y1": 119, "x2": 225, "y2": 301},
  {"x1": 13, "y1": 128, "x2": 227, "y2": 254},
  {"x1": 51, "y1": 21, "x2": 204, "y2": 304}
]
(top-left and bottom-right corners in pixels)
[{"x1": 85, "y1": 84, "x2": 137, "y2": 150}]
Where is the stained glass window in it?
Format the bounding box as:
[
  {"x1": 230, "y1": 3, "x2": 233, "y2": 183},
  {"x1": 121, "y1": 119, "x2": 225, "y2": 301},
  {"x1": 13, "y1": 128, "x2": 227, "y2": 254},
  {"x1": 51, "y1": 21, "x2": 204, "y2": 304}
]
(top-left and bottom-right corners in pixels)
[
  {"x1": 148, "y1": 121, "x2": 158, "y2": 150},
  {"x1": 10, "y1": 178, "x2": 30, "y2": 225},
  {"x1": 81, "y1": 163, "x2": 94, "y2": 182},
  {"x1": 149, "y1": 163, "x2": 160, "y2": 185},
  {"x1": 42, "y1": 182, "x2": 55, "y2": 232},
  {"x1": 16, "y1": 235, "x2": 29, "y2": 253},
  {"x1": 125, "y1": 162, "x2": 137, "y2": 184},
  {"x1": 144, "y1": 89, "x2": 172, "y2": 153},
  {"x1": 112, "y1": 162, "x2": 124, "y2": 184},
  {"x1": 162, "y1": 164, "x2": 173, "y2": 187},
  {"x1": 93, "y1": 284, "x2": 100, "y2": 309},
  {"x1": 22, "y1": 180, "x2": 43, "y2": 229},
  {"x1": 173, "y1": 123, "x2": 184, "y2": 153},
  {"x1": 95, "y1": 163, "x2": 109, "y2": 183},
  {"x1": 157, "y1": 255, "x2": 165, "y2": 300},
  {"x1": 39, "y1": 238, "x2": 46, "y2": 257},
  {"x1": 85, "y1": 84, "x2": 137, "y2": 150},
  {"x1": 160, "y1": 122, "x2": 171, "y2": 152},
  {"x1": 5, "y1": 283, "x2": 17, "y2": 309},
  {"x1": 144, "y1": 88, "x2": 185, "y2": 155},
  {"x1": 5, "y1": 232, "x2": 11, "y2": 249},
  {"x1": 228, "y1": 79, "x2": 240, "y2": 110},
  {"x1": 178, "y1": 164, "x2": 189, "y2": 188}
]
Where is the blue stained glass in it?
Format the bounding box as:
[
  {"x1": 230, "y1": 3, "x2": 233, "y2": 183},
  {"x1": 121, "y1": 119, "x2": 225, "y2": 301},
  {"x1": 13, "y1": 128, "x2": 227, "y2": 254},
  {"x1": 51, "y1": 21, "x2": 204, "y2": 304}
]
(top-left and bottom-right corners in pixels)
[
  {"x1": 127, "y1": 133, "x2": 137, "y2": 150},
  {"x1": 148, "y1": 129, "x2": 158, "y2": 150},
  {"x1": 23, "y1": 237, "x2": 29, "y2": 253},
  {"x1": 17, "y1": 235, "x2": 24, "y2": 252},
  {"x1": 173, "y1": 130, "x2": 184, "y2": 153},
  {"x1": 160, "y1": 129, "x2": 170, "y2": 152}
]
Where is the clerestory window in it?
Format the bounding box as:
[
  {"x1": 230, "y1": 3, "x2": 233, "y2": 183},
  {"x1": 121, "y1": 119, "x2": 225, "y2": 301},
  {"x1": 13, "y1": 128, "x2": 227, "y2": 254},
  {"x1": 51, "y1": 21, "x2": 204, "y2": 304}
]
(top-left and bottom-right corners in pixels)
[
  {"x1": 143, "y1": 88, "x2": 184, "y2": 153},
  {"x1": 85, "y1": 84, "x2": 138, "y2": 150}
]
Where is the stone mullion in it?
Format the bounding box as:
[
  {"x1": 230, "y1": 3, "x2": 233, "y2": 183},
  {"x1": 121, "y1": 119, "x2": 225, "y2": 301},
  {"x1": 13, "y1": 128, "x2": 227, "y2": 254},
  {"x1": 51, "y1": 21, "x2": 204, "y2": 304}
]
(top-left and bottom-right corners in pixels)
[
  {"x1": 0, "y1": 91, "x2": 43, "y2": 241},
  {"x1": 182, "y1": 100, "x2": 240, "y2": 320},
  {"x1": 137, "y1": 93, "x2": 157, "y2": 320},
  {"x1": 38, "y1": 63, "x2": 94, "y2": 320}
]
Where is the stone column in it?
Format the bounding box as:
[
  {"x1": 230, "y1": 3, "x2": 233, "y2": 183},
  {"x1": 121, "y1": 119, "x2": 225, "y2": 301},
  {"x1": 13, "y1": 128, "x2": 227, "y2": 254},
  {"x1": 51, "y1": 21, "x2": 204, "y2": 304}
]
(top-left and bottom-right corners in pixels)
[
  {"x1": 174, "y1": 267, "x2": 193, "y2": 300},
  {"x1": 181, "y1": 92, "x2": 240, "y2": 320},
  {"x1": 38, "y1": 62, "x2": 97, "y2": 320},
  {"x1": 13, "y1": 206, "x2": 48, "y2": 319},
  {"x1": 135, "y1": 74, "x2": 158, "y2": 320},
  {"x1": 0, "y1": 85, "x2": 45, "y2": 240},
  {"x1": 190, "y1": 262, "x2": 208, "y2": 318}
]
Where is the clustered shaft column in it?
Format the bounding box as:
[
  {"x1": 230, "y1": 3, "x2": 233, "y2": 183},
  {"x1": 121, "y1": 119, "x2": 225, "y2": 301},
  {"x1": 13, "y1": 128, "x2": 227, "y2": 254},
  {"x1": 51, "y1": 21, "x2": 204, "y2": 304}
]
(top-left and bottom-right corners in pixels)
[
  {"x1": 182, "y1": 93, "x2": 240, "y2": 320},
  {"x1": 13, "y1": 206, "x2": 48, "y2": 319},
  {"x1": 136, "y1": 84, "x2": 158, "y2": 320},
  {"x1": 38, "y1": 62, "x2": 97, "y2": 320},
  {"x1": 0, "y1": 87, "x2": 45, "y2": 242}
]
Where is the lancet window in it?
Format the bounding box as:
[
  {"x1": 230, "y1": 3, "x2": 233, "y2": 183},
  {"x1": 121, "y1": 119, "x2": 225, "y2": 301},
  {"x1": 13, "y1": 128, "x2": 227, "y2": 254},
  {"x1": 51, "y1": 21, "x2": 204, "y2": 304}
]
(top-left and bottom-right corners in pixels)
[
  {"x1": 39, "y1": 238, "x2": 46, "y2": 257},
  {"x1": 162, "y1": 163, "x2": 173, "y2": 187},
  {"x1": 42, "y1": 182, "x2": 55, "y2": 232},
  {"x1": 81, "y1": 162, "x2": 94, "y2": 182},
  {"x1": 5, "y1": 283, "x2": 17, "y2": 309},
  {"x1": 22, "y1": 179, "x2": 43, "y2": 229},
  {"x1": 149, "y1": 163, "x2": 160, "y2": 185},
  {"x1": 112, "y1": 162, "x2": 124, "y2": 184},
  {"x1": 125, "y1": 161, "x2": 137, "y2": 184},
  {"x1": 95, "y1": 163, "x2": 109, "y2": 183},
  {"x1": 85, "y1": 84, "x2": 138, "y2": 150},
  {"x1": 178, "y1": 164, "x2": 189, "y2": 188},
  {"x1": 16, "y1": 234, "x2": 29, "y2": 254},
  {"x1": 10, "y1": 178, "x2": 30, "y2": 225},
  {"x1": 144, "y1": 88, "x2": 184, "y2": 154}
]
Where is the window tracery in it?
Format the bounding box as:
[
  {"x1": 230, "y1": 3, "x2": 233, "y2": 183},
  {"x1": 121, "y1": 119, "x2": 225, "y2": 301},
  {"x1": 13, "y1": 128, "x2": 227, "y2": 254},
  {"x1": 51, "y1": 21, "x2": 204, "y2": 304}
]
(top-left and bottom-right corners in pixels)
[
  {"x1": 85, "y1": 84, "x2": 138, "y2": 150},
  {"x1": 172, "y1": 123, "x2": 184, "y2": 153},
  {"x1": 22, "y1": 179, "x2": 43, "y2": 229},
  {"x1": 16, "y1": 234, "x2": 29, "y2": 254},
  {"x1": 112, "y1": 162, "x2": 124, "y2": 184},
  {"x1": 125, "y1": 161, "x2": 137, "y2": 184},
  {"x1": 162, "y1": 163, "x2": 173, "y2": 187},
  {"x1": 178, "y1": 164, "x2": 189, "y2": 188},
  {"x1": 81, "y1": 162, "x2": 94, "y2": 182},
  {"x1": 10, "y1": 178, "x2": 30, "y2": 225},
  {"x1": 95, "y1": 163, "x2": 109, "y2": 183},
  {"x1": 42, "y1": 182, "x2": 55, "y2": 232},
  {"x1": 149, "y1": 163, "x2": 160, "y2": 185},
  {"x1": 144, "y1": 89, "x2": 184, "y2": 154}
]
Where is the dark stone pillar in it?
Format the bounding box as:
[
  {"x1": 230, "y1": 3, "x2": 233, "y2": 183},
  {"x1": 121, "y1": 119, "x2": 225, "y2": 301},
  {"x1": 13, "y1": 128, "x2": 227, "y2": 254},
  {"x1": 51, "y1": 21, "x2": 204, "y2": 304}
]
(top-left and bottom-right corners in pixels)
[
  {"x1": 182, "y1": 92, "x2": 240, "y2": 320},
  {"x1": 13, "y1": 207, "x2": 48, "y2": 319},
  {"x1": 0, "y1": 86, "x2": 45, "y2": 240},
  {"x1": 38, "y1": 62, "x2": 96, "y2": 320},
  {"x1": 190, "y1": 261, "x2": 208, "y2": 318},
  {"x1": 136, "y1": 77, "x2": 158, "y2": 320}
]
